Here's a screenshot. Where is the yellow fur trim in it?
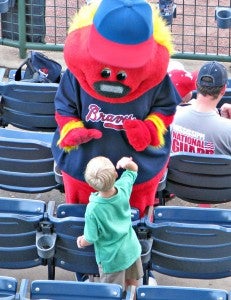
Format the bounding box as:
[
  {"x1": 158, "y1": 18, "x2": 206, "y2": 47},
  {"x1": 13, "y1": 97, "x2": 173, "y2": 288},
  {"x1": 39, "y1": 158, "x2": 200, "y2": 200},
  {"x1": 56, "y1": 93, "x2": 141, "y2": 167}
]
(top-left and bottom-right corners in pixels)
[
  {"x1": 151, "y1": 5, "x2": 174, "y2": 55},
  {"x1": 62, "y1": 145, "x2": 79, "y2": 153},
  {"x1": 145, "y1": 114, "x2": 167, "y2": 146},
  {"x1": 57, "y1": 120, "x2": 84, "y2": 145},
  {"x1": 68, "y1": 1, "x2": 100, "y2": 33},
  {"x1": 68, "y1": 1, "x2": 174, "y2": 55}
]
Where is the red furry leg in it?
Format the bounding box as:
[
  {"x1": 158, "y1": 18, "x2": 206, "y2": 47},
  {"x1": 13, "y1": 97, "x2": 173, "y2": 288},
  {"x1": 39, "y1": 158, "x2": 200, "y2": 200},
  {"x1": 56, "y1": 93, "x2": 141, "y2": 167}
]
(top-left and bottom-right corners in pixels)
[
  {"x1": 130, "y1": 164, "x2": 167, "y2": 217},
  {"x1": 62, "y1": 163, "x2": 167, "y2": 216},
  {"x1": 62, "y1": 171, "x2": 94, "y2": 204}
]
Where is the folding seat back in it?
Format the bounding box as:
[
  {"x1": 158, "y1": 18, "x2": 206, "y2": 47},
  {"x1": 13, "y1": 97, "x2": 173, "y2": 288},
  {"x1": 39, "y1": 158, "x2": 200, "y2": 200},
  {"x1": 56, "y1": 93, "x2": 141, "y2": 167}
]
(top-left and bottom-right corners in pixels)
[
  {"x1": 136, "y1": 285, "x2": 228, "y2": 300},
  {"x1": 0, "y1": 128, "x2": 61, "y2": 193},
  {"x1": 43, "y1": 204, "x2": 98, "y2": 280},
  {"x1": 0, "y1": 197, "x2": 46, "y2": 269},
  {"x1": 162, "y1": 152, "x2": 231, "y2": 205},
  {"x1": 141, "y1": 206, "x2": 231, "y2": 283},
  {"x1": 0, "y1": 81, "x2": 58, "y2": 131},
  {"x1": 26, "y1": 280, "x2": 123, "y2": 300},
  {"x1": 38, "y1": 203, "x2": 140, "y2": 280},
  {"x1": 51, "y1": 216, "x2": 98, "y2": 278},
  {"x1": 0, "y1": 276, "x2": 19, "y2": 299},
  {"x1": 153, "y1": 206, "x2": 231, "y2": 227},
  {"x1": 56, "y1": 203, "x2": 140, "y2": 222}
]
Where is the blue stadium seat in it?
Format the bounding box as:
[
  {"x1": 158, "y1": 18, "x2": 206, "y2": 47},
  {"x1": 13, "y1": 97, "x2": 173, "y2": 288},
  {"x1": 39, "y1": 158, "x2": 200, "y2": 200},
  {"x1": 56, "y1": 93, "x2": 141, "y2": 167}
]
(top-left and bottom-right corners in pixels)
[
  {"x1": 136, "y1": 285, "x2": 228, "y2": 300},
  {"x1": 43, "y1": 206, "x2": 99, "y2": 280},
  {"x1": 35, "y1": 203, "x2": 141, "y2": 280},
  {"x1": 0, "y1": 81, "x2": 58, "y2": 131},
  {"x1": 140, "y1": 206, "x2": 231, "y2": 283},
  {"x1": 21, "y1": 280, "x2": 123, "y2": 300},
  {"x1": 0, "y1": 128, "x2": 61, "y2": 193},
  {"x1": 152, "y1": 206, "x2": 231, "y2": 227},
  {"x1": 0, "y1": 276, "x2": 19, "y2": 299},
  {"x1": 0, "y1": 78, "x2": 63, "y2": 193},
  {"x1": 56, "y1": 203, "x2": 140, "y2": 222},
  {"x1": 0, "y1": 197, "x2": 46, "y2": 270},
  {"x1": 159, "y1": 152, "x2": 231, "y2": 205}
]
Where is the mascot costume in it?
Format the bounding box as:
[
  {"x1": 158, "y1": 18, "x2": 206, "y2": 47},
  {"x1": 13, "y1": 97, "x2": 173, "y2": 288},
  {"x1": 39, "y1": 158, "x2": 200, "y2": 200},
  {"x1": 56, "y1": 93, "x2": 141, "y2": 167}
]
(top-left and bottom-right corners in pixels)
[{"x1": 52, "y1": 0, "x2": 181, "y2": 217}]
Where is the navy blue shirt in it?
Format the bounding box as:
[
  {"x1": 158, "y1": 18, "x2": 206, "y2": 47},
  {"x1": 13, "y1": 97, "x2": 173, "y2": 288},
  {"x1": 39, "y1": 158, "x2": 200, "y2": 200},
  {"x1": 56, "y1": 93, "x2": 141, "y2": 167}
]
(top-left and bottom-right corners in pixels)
[{"x1": 52, "y1": 69, "x2": 180, "y2": 183}]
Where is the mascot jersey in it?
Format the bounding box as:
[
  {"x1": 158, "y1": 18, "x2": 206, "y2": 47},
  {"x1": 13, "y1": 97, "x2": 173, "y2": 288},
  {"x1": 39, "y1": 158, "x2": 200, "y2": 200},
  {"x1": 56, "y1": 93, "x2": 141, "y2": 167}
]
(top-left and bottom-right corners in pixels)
[{"x1": 51, "y1": 0, "x2": 181, "y2": 217}]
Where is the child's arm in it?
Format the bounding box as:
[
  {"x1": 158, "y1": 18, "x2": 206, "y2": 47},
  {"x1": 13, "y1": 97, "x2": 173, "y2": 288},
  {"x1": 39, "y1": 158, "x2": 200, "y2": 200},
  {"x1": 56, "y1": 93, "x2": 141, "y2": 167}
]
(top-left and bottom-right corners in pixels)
[
  {"x1": 116, "y1": 157, "x2": 138, "y2": 172},
  {"x1": 77, "y1": 235, "x2": 92, "y2": 248}
]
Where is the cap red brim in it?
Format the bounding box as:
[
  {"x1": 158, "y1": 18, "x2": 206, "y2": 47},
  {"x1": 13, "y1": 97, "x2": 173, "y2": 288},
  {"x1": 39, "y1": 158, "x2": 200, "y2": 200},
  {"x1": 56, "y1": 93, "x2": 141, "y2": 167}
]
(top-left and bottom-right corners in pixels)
[{"x1": 88, "y1": 25, "x2": 155, "y2": 68}]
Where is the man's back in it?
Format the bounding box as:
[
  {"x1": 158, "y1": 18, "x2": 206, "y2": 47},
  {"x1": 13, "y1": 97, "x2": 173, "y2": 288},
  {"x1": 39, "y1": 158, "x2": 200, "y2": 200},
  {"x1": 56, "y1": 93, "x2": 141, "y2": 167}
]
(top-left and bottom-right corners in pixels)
[
  {"x1": 171, "y1": 61, "x2": 231, "y2": 156},
  {"x1": 171, "y1": 104, "x2": 231, "y2": 155}
]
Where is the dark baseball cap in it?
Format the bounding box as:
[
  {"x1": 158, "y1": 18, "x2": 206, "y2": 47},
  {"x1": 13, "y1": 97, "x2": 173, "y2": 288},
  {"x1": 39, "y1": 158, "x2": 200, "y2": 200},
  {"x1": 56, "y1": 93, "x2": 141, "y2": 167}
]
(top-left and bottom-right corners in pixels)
[{"x1": 197, "y1": 61, "x2": 228, "y2": 87}]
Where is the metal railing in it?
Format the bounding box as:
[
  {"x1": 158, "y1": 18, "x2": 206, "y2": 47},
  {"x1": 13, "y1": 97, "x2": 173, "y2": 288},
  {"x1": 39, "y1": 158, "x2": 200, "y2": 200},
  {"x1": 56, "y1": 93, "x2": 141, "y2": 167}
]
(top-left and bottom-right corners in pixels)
[{"x1": 0, "y1": 0, "x2": 230, "y2": 61}]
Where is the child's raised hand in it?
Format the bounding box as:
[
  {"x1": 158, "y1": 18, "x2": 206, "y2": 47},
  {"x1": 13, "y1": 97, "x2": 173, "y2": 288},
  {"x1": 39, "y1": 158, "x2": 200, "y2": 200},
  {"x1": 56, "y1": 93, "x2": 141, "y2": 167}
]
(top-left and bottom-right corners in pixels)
[
  {"x1": 116, "y1": 157, "x2": 138, "y2": 172},
  {"x1": 116, "y1": 157, "x2": 132, "y2": 169}
]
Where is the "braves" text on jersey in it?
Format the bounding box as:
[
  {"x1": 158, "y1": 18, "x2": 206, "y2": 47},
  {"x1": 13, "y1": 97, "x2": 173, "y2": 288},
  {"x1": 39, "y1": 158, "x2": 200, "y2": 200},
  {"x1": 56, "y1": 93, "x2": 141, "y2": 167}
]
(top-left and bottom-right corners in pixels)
[{"x1": 86, "y1": 104, "x2": 136, "y2": 130}]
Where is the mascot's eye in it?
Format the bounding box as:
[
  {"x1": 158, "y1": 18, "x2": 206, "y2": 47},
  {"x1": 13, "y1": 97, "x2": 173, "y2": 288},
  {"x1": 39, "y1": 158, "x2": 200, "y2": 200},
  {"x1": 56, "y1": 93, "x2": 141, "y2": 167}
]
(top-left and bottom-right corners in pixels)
[
  {"x1": 117, "y1": 71, "x2": 127, "y2": 81},
  {"x1": 101, "y1": 68, "x2": 111, "y2": 78}
]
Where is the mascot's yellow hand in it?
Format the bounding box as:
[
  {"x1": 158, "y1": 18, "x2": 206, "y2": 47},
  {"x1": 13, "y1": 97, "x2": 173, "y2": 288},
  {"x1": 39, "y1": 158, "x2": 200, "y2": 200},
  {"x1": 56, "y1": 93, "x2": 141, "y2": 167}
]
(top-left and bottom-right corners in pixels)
[
  {"x1": 59, "y1": 128, "x2": 102, "y2": 148},
  {"x1": 123, "y1": 119, "x2": 151, "y2": 152}
]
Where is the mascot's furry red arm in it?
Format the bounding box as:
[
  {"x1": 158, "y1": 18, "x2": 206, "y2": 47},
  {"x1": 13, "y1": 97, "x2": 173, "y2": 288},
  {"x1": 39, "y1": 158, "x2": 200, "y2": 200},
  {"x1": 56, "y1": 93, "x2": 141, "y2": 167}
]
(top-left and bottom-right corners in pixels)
[
  {"x1": 56, "y1": 114, "x2": 102, "y2": 150},
  {"x1": 51, "y1": 0, "x2": 181, "y2": 217}
]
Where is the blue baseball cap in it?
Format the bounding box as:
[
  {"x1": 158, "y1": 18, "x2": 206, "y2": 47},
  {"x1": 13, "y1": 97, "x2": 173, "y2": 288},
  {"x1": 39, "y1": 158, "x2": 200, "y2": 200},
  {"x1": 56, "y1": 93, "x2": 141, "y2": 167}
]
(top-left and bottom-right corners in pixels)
[
  {"x1": 197, "y1": 61, "x2": 228, "y2": 87},
  {"x1": 88, "y1": 0, "x2": 155, "y2": 68}
]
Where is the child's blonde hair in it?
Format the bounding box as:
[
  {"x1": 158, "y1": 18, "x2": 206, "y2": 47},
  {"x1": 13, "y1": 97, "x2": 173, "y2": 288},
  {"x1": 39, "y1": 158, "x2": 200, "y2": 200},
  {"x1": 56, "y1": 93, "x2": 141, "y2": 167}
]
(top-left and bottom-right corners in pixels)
[{"x1": 84, "y1": 156, "x2": 116, "y2": 192}]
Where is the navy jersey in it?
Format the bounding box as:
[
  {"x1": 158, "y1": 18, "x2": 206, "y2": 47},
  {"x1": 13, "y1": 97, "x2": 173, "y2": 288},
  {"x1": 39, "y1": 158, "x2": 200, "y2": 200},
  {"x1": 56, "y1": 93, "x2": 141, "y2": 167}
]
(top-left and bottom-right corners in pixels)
[{"x1": 52, "y1": 69, "x2": 180, "y2": 183}]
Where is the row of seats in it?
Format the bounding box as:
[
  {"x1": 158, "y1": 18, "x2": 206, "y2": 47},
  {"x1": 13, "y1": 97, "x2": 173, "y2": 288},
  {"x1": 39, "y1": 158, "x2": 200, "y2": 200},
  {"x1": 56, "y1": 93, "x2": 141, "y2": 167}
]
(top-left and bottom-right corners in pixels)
[
  {"x1": 0, "y1": 70, "x2": 231, "y2": 200},
  {"x1": 1, "y1": 275, "x2": 230, "y2": 300},
  {"x1": 1, "y1": 126, "x2": 230, "y2": 204},
  {"x1": 0, "y1": 77, "x2": 230, "y2": 132},
  {"x1": 0, "y1": 197, "x2": 134, "y2": 277},
  {"x1": 0, "y1": 71, "x2": 61, "y2": 194},
  {"x1": 0, "y1": 71, "x2": 231, "y2": 201},
  {"x1": 0, "y1": 197, "x2": 231, "y2": 286},
  {"x1": 0, "y1": 197, "x2": 139, "y2": 281}
]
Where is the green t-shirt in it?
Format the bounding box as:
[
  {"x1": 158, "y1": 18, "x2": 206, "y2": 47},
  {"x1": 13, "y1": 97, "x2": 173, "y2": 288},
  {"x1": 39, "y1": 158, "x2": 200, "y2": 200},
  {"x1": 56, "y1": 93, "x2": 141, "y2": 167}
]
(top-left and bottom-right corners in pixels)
[{"x1": 84, "y1": 170, "x2": 141, "y2": 273}]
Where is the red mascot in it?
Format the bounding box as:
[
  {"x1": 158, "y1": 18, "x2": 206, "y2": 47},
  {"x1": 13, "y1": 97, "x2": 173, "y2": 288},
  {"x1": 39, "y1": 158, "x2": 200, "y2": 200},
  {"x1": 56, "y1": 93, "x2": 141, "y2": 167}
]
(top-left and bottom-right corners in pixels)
[{"x1": 52, "y1": 0, "x2": 181, "y2": 217}]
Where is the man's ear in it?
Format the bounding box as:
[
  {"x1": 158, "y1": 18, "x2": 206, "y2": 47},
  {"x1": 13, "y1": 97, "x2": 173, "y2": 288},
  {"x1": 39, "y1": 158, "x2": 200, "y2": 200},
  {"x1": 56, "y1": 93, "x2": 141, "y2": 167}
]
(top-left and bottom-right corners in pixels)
[{"x1": 221, "y1": 85, "x2": 227, "y2": 96}]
